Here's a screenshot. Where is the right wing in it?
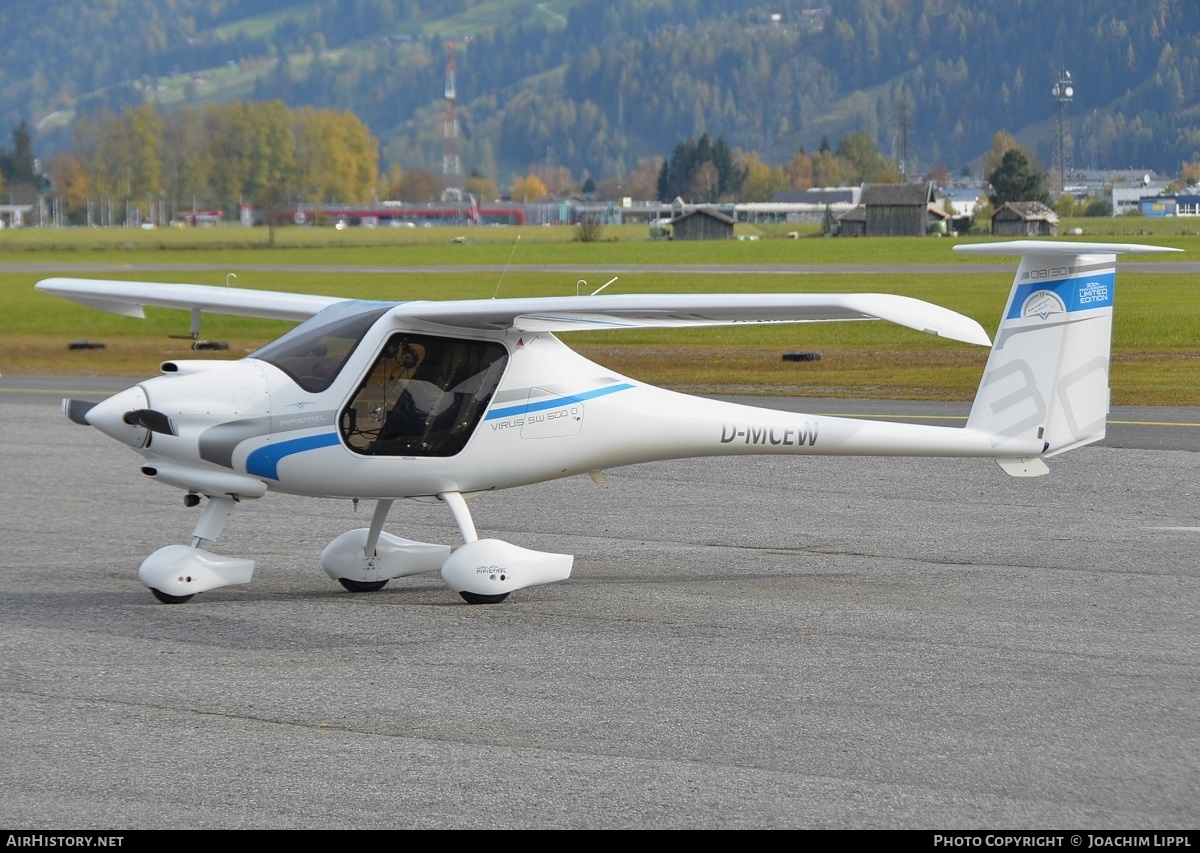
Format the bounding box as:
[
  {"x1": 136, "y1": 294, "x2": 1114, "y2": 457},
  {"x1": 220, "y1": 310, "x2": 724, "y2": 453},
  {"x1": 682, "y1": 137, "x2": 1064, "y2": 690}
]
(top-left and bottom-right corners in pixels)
[{"x1": 36, "y1": 278, "x2": 992, "y2": 347}]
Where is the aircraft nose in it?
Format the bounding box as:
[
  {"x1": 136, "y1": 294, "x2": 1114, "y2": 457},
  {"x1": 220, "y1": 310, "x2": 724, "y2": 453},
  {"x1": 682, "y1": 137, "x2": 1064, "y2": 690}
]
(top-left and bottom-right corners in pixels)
[{"x1": 85, "y1": 385, "x2": 150, "y2": 447}]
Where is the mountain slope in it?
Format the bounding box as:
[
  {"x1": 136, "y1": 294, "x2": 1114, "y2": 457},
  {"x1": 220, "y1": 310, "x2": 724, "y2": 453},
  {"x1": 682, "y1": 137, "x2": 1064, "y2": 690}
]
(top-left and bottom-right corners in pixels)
[{"x1": 3, "y1": 0, "x2": 1198, "y2": 181}]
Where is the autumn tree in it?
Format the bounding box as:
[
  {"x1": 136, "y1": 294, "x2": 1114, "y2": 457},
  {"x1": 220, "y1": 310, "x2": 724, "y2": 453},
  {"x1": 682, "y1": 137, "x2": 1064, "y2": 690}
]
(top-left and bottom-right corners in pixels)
[
  {"x1": 511, "y1": 174, "x2": 547, "y2": 202},
  {"x1": 784, "y1": 151, "x2": 813, "y2": 190},
  {"x1": 293, "y1": 107, "x2": 378, "y2": 203},
  {"x1": 42, "y1": 151, "x2": 90, "y2": 224},
  {"x1": 72, "y1": 106, "x2": 162, "y2": 222},
  {"x1": 377, "y1": 163, "x2": 404, "y2": 200},
  {"x1": 160, "y1": 106, "x2": 211, "y2": 211},
  {"x1": 395, "y1": 169, "x2": 443, "y2": 203},
  {"x1": 596, "y1": 156, "x2": 662, "y2": 201},
  {"x1": 739, "y1": 153, "x2": 789, "y2": 203},
  {"x1": 69, "y1": 101, "x2": 382, "y2": 220},
  {"x1": 835, "y1": 130, "x2": 896, "y2": 183},
  {"x1": 204, "y1": 101, "x2": 296, "y2": 209},
  {"x1": 464, "y1": 170, "x2": 499, "y2": 201},
  {"x1": 811, "y1": 149, "x2": 847, "y2": 187},
  {"x1": 923, "y1": 164, "x2": 951, "y2": 187},
  {"x1": 527, "y1": 163, "x2": 575, "y2": 197},
  {"x1": 982, "y1": 131, "x2": 1023, "y2": 178}
]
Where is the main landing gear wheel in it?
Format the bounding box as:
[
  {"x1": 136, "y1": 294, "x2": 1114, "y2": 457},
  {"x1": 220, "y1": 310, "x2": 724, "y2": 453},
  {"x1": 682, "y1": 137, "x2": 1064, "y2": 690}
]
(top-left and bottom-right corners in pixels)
[
  {"x1": 149, "y1": 588, "x2": 195, "y2": 604},
  {"x1": 459, "y1": 591, "x2": 510, "y2": 605},
  {"x1": 338, "y1": 577, "x2": 389, "y2": 593}
]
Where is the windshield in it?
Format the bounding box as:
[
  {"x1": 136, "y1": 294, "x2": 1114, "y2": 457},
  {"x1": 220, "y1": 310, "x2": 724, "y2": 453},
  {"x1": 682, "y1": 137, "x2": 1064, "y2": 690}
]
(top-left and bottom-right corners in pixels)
[{"x1": 251, "y1": 301, "x2": 392, "y2": 393}]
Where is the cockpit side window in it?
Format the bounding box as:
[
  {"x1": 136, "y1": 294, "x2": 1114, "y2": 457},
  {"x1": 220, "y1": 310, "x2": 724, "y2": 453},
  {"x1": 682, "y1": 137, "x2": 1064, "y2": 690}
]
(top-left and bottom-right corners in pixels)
[
  {"x1": 341, "y1": 332, "x2": 508, "y2": 457},
  {"x1": 251, "y1": 302, "x2": 391, "y2": 393}
]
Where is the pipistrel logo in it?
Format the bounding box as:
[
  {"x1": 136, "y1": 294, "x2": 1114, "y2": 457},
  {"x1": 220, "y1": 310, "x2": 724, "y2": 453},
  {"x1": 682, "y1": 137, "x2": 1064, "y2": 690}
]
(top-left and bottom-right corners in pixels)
[{"x1": 1021, "y1": 290, "x2": 1066, "y2": 320}]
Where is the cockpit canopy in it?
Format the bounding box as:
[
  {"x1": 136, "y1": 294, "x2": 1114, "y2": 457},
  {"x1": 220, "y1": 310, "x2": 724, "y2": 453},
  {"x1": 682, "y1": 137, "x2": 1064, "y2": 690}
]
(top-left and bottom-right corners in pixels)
[
  {"x1": 251, "y1": 301, "x2": 391, "y2": 393},
  {"x1": 251, "y1": 300, "x2": 510, "y2": 457}
]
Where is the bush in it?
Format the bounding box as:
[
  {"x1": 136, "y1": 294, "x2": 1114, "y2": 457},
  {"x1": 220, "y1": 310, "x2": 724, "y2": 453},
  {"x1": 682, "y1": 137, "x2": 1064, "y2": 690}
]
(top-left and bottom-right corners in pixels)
[{"x1": 575, "y1": 214, "x2": 605, "y2": 242}]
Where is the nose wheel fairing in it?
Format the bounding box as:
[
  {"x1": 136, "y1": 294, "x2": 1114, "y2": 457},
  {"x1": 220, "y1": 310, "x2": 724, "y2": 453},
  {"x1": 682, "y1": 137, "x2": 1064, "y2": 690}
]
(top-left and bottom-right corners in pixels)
[
  {"x1": 139, "y1": 544, "x2": 255, "y2": 601},
  {"x1": 138, "y1": 495, "x2": 256, "y2": 601}
]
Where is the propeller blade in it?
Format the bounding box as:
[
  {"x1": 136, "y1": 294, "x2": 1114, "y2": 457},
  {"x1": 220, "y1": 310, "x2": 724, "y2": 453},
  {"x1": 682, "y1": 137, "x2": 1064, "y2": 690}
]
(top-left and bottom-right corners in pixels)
[
  {"x1": 123, "y1": 408, "x2": 177, "y2": 436},
  {"x1": 62, "y1": 398, "x2": 97, "y2": 425}
]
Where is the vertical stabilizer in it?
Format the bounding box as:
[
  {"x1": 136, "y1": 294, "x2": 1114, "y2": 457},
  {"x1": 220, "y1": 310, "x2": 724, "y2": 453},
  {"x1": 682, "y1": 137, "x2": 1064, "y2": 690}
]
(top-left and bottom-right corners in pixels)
[{"x1": 955, "y1": 241, "x2": 1178, "y2": 460}]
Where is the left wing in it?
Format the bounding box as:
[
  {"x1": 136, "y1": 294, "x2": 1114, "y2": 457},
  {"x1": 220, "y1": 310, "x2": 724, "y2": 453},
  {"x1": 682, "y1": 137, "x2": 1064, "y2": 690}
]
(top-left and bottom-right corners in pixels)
[
  {"x1": 400, "y1": 293, "x2": 992, "y2": 346},
  {"x1": 34, "y1": 278, "x2": 345, "y2": 322}
]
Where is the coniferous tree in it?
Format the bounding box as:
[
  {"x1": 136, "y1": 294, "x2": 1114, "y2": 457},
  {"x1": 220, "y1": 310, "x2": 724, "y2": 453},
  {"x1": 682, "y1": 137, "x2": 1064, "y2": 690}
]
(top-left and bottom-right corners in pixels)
[
  {"x1": 0, "y1": 120, "x2": 36, "y2": 184},
  {"x1": 987, "y1": 149, "x2": 1050, "y2": 206}
]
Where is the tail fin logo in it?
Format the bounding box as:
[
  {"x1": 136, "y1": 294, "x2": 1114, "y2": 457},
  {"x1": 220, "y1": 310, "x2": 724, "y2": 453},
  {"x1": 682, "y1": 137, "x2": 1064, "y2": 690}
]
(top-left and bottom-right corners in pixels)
[
  {"x1": 1077, "y1": 279, "x2": 1111, "y2": 306},
  {"x1": 1021, "y1": 290, "x2": 1066, "y2": 320}
]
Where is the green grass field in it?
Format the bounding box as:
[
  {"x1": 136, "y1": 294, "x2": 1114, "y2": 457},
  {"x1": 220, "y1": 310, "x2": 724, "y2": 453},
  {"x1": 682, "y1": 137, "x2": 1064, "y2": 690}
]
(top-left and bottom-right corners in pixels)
[{"x1": 2, "y1": 224, "x2": 1197, "y2": 404}]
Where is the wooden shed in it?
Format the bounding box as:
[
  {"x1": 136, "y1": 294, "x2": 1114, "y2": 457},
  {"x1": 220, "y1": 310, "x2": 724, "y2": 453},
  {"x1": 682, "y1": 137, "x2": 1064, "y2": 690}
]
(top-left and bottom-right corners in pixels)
[
  {"x1": 991, "y1": 201, "x2": 1059, "y2": 237},
  {"x1": 861, "y1": 182, "x2": 936, "y2": 236},
  {"x1": 835, "y1": 204, "x2": 866, "y2": 237},
  {"x1": 669, "y1": 207, "x2": 736, "y2": 241}
]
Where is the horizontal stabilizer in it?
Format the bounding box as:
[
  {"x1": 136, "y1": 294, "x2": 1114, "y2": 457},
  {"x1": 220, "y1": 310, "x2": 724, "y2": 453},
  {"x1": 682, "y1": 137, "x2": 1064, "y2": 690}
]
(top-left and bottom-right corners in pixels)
[{"x1": 954, "y1": 240, "x2": 1182, "y2": 258}]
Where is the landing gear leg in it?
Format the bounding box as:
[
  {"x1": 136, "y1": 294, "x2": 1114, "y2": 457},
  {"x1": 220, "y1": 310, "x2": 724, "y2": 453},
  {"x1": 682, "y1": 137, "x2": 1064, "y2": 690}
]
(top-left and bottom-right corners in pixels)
[
  {"x1": 337, "y1": 500, "x2": 393, "y2": 592},
  {"x1": 438, "y1": 491, "x2": 511, "y2": 605}
]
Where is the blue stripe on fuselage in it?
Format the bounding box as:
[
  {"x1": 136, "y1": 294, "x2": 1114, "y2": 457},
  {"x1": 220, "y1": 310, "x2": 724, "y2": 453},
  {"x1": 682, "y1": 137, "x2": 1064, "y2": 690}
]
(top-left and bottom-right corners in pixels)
[
  {"x1": 485, "y1": 382, "x2": 635, "y2": 420},
  {"x1": 246, "y1": 432, "x2": 340, "y2": 480}
]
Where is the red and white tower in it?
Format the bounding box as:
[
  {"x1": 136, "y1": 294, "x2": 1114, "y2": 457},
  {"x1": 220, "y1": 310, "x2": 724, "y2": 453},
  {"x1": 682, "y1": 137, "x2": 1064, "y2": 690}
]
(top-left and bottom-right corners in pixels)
[{"x1": 443, "y1": 42, "x2": 462, "y2": 194}]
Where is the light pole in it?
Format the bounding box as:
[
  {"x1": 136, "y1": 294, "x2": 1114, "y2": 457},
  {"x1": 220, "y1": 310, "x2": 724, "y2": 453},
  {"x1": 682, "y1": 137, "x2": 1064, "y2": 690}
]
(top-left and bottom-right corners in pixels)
[{"x1": 1052, "y1": 70, "x2": 1074, "y2": 196}]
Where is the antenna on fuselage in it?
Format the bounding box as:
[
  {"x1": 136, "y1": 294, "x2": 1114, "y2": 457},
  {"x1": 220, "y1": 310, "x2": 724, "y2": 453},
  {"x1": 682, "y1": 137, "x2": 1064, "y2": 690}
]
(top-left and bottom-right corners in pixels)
[
  {"x1": 492, "y1": 234, "x2": 520, "y2": 299},
  {"x1": 576, "y1": 276, "x2": 618, "y2": 296}
]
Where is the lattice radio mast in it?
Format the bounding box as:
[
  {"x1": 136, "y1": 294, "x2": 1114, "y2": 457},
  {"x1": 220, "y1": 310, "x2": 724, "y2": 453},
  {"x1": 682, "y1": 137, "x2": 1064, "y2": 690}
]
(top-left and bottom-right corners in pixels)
[{"x1": 1051, "y1": 69, "x2": 1074, "y2": 195}]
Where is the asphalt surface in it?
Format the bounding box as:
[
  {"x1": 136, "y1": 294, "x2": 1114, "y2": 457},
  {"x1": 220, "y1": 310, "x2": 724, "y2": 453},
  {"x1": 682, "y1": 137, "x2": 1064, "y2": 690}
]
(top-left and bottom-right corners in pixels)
[{"x1": 1, "y1": 377, "x2": 1197, "y2": 829}]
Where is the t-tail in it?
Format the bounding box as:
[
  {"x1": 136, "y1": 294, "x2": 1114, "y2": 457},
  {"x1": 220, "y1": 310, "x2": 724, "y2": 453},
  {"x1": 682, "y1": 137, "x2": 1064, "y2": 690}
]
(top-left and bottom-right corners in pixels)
[{"x1": 955, "y1": 240, "x2": 1180, "y2": 476}]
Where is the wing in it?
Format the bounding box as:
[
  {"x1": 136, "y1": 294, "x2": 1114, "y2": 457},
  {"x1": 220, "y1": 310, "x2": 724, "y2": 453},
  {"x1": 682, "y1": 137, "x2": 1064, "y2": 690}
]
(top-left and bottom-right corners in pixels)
[
  {"x1": 34, "y1": 278, "x2": 345, "y2": 322},
  {"x1": 36, "y1": 278, "x2": 991, "y2": 347},
  {"x1": 399, "y1": 293, "x2": 993, "y2": 346}
]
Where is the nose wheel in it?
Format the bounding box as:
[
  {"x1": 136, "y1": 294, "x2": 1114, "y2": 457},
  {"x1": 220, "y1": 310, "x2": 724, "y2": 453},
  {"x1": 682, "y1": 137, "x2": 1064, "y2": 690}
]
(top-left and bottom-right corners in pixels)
[
  {"x1": 337, "y1": 577, "x2": 389, "y2": 593},
  {"x1": 149, "y1": 588, "x2": 195, "y2": 604},
  {"x1": 459, "y1": 591, "x2": 509, "y2": 605}
]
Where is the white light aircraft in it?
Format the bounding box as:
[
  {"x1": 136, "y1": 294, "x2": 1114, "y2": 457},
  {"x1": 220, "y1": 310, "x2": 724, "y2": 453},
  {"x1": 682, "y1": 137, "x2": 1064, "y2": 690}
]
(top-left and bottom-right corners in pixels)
[{"x1": 36, "y1": 240, "x2": 1175, "y2": 604}]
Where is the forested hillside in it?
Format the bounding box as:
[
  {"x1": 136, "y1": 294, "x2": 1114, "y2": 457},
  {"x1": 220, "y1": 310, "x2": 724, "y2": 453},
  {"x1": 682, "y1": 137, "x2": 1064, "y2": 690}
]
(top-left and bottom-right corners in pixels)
[{"x1": 2, "y1": 0, "x2": 1198, "y2": 185}]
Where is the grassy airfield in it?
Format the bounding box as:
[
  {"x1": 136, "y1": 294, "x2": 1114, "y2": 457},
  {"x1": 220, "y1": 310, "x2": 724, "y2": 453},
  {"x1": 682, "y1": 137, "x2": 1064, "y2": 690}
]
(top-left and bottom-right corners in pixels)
[{"x1": 1, "y1": 222, "x2": 1197, "y2": 404}]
